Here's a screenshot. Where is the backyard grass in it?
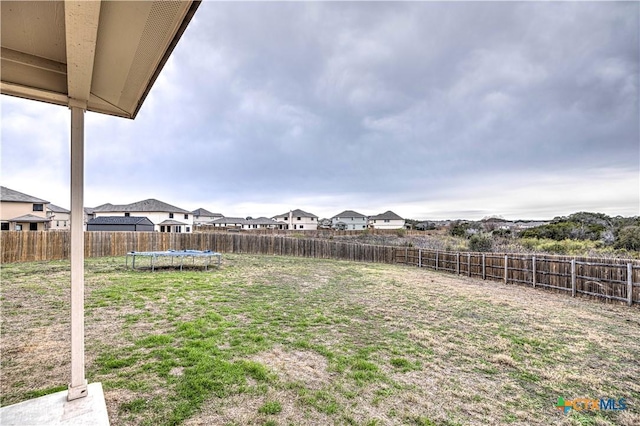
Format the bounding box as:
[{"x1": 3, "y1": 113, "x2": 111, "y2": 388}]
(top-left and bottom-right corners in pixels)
[{"x1": 1, "y1": 254, "x2": 639, "y2": 426}]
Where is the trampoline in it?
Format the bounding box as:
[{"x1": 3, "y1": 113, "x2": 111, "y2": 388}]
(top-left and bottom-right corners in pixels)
[{"x1": 126, "y1": 249, "x2": 222, "y2": 271}]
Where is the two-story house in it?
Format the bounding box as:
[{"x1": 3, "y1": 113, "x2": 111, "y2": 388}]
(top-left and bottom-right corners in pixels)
[
  {"x1": 91, "y1": 199, "x2": 194, "y2": 233},
  {"x1": 331, "y1": 210, "x2": 367, "y2": 230},
  {"x1": 368, "y1": 211, "x2": 405, "y2": 230},
  {"x1": 0, "y1": 186, "x2": 51, "y2": 231},
  {"x1": 273, "y1": 209, "x2": 318, "y2": 230},
  {"x1": 191, "y1": 208, "x2": 223, "y2": 225},
  {"x1": 47, "y1": 204, "x2": 71, "y2": 231}
]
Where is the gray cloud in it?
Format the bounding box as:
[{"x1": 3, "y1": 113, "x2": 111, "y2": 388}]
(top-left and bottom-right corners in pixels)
[{"x1": 1, "y1": 1, "x2": 638, "y2": 219}]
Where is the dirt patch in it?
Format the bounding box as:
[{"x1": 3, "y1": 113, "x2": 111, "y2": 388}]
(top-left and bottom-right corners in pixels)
[{"x1": 250, "y1": 346, "x2": 332, "y2": 390}]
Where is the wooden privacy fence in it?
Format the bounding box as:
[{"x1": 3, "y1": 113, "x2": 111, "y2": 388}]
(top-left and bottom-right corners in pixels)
[
  {"x1": 395, "y1": 248, "x2": 640, "y2": 306},
  {"x1": 0, "y1": 231, "x2": 394, "y2": 265},
  {"x1": 2, "y1": 231, "x2": 639, "y2": 306}
]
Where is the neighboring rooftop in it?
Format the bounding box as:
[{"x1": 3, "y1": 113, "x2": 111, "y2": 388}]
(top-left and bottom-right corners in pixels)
[
  {"x1": 92, "y1": 199, "x2": 190, "y2": 214},
  {"x1": 369, "y1": 211, "x2": 404, "y2": 220},
  {"x1": 8, "y1": 214, "x2": 51, "y2": 223},
  {"x1": 274, "y1": 209, "x2": 318, "y2": 219},
  {"x1": 47, "y1": 204, "x2": 70, "y2": 214},
  {"x1": 0, "y1": 186, "x2": 49, "y2": 204},
  {"x1": 87, "y1": 216, "x2": 154, "y2": 226},
  {"x1": 332, "y1": 210, "x2": 366, "y2": 219},
  {"x1": 192, "y1": 208, "x2": 222, "y2": 217}
]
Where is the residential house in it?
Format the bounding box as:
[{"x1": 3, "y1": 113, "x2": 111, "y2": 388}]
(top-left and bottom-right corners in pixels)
[
  {"x1": 331, "y1": 210, "x2": 367, "y2": 230},
  {"x1": 0, "y1": 186, "x2": 50, "y2": 231},
  {"x1": 91, "y1": 199, "x2": 193, "y2": 233},
  {"x1": 47, "y1": 204, "x2": 71, "y2": 231},
  {"x1": 244, "y1": 217, "x2": 285, "y2": 229},
  {"x1": 368, "y1": 211, "x2": 405, "y2": 230},
  {"x1": 86, "y1": 216, "x2": 155, "y2": 232},
  {"x1": 273, "y1": 209, "x2": 318, "y2": 230},
  {"x1": 192, "y1": 208, "x2": 223, "y2": 225}
]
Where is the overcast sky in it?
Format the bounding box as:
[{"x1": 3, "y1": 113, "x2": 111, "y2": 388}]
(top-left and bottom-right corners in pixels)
[{"x1": 1, "y1": 1, "x2": 638, "y2": 220}]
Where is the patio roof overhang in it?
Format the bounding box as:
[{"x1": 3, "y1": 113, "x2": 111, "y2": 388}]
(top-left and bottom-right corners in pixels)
[{"x1": 1, "y1": 0, "x2": 200, "y2": 119}]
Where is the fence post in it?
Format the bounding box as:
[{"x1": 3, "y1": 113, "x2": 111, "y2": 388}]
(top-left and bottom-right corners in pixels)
[
  {"x1": 482, "y1": 254, "x2": 486, "y2": 280},
  {"x1": 405, "y1": 247, "x2": 408, "y2": 265},
  {"x1": 504, "y1": 254, "x2": 508, "y2": 284},
  {"x1": 468, "y1": 253, "x2": 471, "y2": 277},
  {"x1": 571, "y1": 259, "x2": 576, "y2": 297},
  {"x1": 418, "y1": 249, "x2": 422, "y2": 268},
  {"x1": 456, "y1": 252, "x2": 460, "y2": 274},
  {"x1": 532, "y1": 256, "x2": 536, "y2": 288},
  {"x1": 435, "y1": 251, "x2": 439, "y2": 271},
  {"x1": 628, "y1": 263, "x2": 633, "y2": 307}
]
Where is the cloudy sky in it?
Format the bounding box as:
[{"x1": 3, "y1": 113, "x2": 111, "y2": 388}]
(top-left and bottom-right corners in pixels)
[{"x1": 1, "y1": 1, "x2": 638, "y2": 220}]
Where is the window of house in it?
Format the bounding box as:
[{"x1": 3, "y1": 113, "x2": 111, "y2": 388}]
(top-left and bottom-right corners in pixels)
[
  {"x1": 297, "y1": 217, "x2": 301, "y2": 220},
  {"x1": 186, "y1": 227, "x2": 191, "y2": 233},
  {"x1": 30, "y1": 223, "x2": 38, "y2": 231},
  {"x1": 64, "y1": 221, "x2": 67, "y2": 227},
  {"x1": 311, "y1": 218, "x2": 315, "y2": 221},
  {"x1": 1, "y1": 223, "x2": 9, "y2": 231},
  {"x1": 56, "y1": 221, "x2": 60, "y2": 227},
  {"x1": 160, "y1": 225, "x2": 165, "y2": 232},
  {"x1": 169, "y1": 213, "x2": 174, "y2": 218},
  {"x1": 184, "y1": 214, "x2": 189, "y2": 219},
  {"x1": 15, "y1": 224, "x2": 22, "y2": 231},
  {"x1": 384, "y1": 219, "x2": 390, "y2": 223},
  {"x1": 124, "y1": 212, "x2": 130, "y2": 217},
  {"x1": 176, "y1": 226, "x2": 182, "y2": 233},
  {"x1": 299, "y1": 225, "x2": 304, "y2": 229},
  {"x1": 33, "y1": 204, "x2": 43, "y2": 211}
]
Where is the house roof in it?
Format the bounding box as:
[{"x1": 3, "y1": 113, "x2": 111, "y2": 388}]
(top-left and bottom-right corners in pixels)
[
  {"x1": 332, "y1": 210, "x2": 366, "y2": 219},
  {"x1": 274, "y1": 209, "x2": 318, "y2": 219},
  {"x1": 192, "y1": 208, "x2": 222, "y2": 217},
  {"x1": 1, "y1": 1, "x2": 200, "y2": 119},
  {"x1": 0, "y1": 186, "x2": 49, "y2": 204},
  {"x1": 211, "y1": 217, "x2": 247, "y2": 225},
  {"x1": 156, "y1": 220, "x2": 186, "y2": 226},
  {"x1": 92, "y1": 199, "x2": 189, "y2": 214},
  {"x1": 9, "y1": 214, "x2": 51, "y2": 223},
  {"x1": 87, "y1": 216, "x2": 154, "y2": 226},
  {"x1": 369, "y1": 211, "x2": 404, "y2": 221},
  {"x1": 247, "y1": 217, "x2": 283, "y2": 225},
  {"x1": 48, "y1": 203, "x2": 70, "y2": 213}
]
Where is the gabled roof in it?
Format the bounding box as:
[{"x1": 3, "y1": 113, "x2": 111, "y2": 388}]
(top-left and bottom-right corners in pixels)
[
  {"x1": 332, "y1": 210, "x2": 366, "y2": 219},
  {"x1": 246, "y1": 217, "x2": 283, "y2": 225},
  {"x1": 48, "y1": 203, "x2": 70, "y2": 213},
  {"x1": 211, "y1": 217, "x2": 247, "y2": 224},
  {"x1": 0, "y1": 186, "x2": 49, "y2": 204},
  {"x1": 92, "y1": 199, "x2": 189, "y2": 214},
  {"x1": 157, "y1": 219, "x2": 188, "y2": 226},
  {"x1": 87, "y1": 216, "x2": 154, "y2": 226},
  {"x1": 192, "y1": 208, "x2": 222, "y2": 217},
  {"x1": 9, "y1": 214, "x2": 51, "y2": 223},
  {"x1": 369, "y1": 211, "x2": 404, "y2": 221},
  {"x1": 274, "y1": 209, "x2": 318, "y2": 219}
]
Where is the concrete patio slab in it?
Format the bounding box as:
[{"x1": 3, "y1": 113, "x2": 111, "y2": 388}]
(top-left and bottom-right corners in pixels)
[{"x1": 0, "y1": 382, "x2": 109, "y2": 426}]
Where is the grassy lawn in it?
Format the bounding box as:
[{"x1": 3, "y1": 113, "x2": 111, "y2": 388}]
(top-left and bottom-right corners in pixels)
[{"x1": 1, "y1": 254, "x2": 639, "y2": 426}]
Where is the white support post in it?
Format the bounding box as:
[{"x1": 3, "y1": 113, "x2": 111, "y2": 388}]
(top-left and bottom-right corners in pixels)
[
  {"x1": 68, "y1": 104, "x2": 87, "y2": 401},
  {"x1": 628, "y1": 263, "x2": 633, "y2": 307}
]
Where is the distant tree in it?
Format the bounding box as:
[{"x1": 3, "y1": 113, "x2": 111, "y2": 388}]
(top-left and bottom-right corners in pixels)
[{"x1": 614, "y1": 226, "x2": 640, "y2": 251}]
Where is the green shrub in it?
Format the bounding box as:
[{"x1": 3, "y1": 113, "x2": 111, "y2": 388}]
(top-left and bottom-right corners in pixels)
[
  {"x1": 615, "y1": 226, "x2": 640, "y2": 251},
  {"x1": 469, "y1": 234, "x2": 493, "y2": 252}
]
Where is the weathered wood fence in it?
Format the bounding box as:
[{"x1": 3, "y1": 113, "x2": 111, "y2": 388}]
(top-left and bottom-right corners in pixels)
[
  {"x1": 395, "y1": 248, "x2": 640, "y2": 306},
  {"x1": 2, "y1": 231, "x2": 638, "y2": 306}
]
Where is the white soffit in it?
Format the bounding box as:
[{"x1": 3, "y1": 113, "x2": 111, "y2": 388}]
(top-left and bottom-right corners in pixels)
[{"x1": 1, "y1": 0, "x2": 200, "y2": 119}]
